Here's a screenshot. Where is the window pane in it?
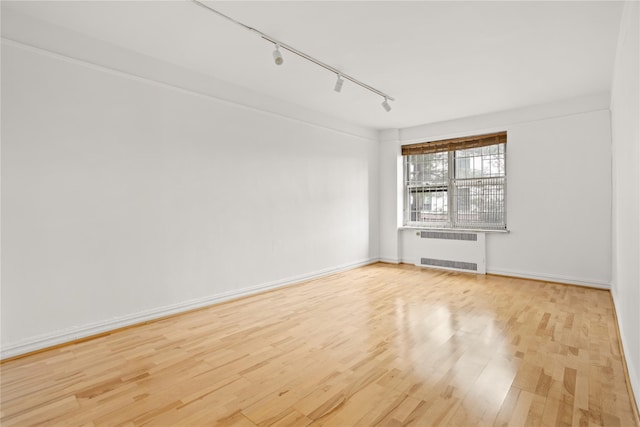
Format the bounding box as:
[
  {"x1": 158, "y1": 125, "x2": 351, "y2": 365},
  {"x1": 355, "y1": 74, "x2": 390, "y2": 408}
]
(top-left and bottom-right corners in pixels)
[
  {"x1": 407, "y1": 152, "x2": 448, "y2": 185},
  {"x1": 409, "y1": 189, "x2": 448, "y2": 223},
  {"x1": 456, "y1": 157, "x2": 470, "y2": 179},
  {"x1": 455, "y1": 143, "x2": 505, "y2": 179},
  {"x1": 453, "y1": 177, "x2": 505, "y2": 228}
]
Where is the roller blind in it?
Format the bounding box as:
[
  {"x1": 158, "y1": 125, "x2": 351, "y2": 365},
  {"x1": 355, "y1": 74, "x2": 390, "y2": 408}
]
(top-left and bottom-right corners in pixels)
[{"x1": 401, "y1": 131, "x2": 507, "y2": 156}]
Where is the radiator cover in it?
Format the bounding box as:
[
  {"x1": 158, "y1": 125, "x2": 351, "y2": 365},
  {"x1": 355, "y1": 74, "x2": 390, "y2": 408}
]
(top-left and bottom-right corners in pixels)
[
  {"x1": 420, "y1": 257, "x2": 478, "y2": 271},
  {"x1": 404, "y1": 230, "x2": 486, "y2": 274}
]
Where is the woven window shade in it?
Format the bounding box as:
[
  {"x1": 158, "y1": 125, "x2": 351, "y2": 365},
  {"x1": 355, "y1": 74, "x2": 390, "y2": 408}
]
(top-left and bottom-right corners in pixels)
[{"x1": 401, "y1": 131, "x2": 507, "y2": 156}]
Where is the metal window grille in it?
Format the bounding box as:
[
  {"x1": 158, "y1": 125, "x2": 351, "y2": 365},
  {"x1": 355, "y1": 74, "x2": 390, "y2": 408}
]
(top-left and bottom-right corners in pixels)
[{"x1": 404, "y1": 142, "x2": 506, "y2": 230}]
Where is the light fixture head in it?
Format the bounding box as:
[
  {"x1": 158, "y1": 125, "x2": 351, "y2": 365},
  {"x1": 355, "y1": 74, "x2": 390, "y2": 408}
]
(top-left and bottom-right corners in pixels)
[
  {"x1": 381, "y1": 97, "x2": 391, "y2": 112},
  {"x1": 272, "y1": 44, "x2": 283, "y2": 66},
  {"x1": 334, "y1": 74, "x2": 344, "y2": 93}
]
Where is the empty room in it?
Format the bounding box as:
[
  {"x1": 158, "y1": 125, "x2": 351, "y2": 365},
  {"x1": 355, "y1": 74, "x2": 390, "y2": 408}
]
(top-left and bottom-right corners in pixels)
[{"x1": 1, "y1": 1, "x2": 638, "y2": 426}]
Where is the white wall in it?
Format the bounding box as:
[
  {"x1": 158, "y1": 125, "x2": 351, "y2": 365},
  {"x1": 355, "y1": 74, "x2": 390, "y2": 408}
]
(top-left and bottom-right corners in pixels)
[
  {"x1": 378, "y1": 129, "x2": 401, "y2": 263},
  {"x1": 379, "y1": 95, "x2": 613, "y2": 288},
  {"x1": 610, "y1": 0, "x2": 639, "y2": 410},
  {"x1": 0, "y1": 40, "x2": 379, "y2": 358},
  {"x1": 1, "y1": 7, "x2": 376, "y2": 142}
]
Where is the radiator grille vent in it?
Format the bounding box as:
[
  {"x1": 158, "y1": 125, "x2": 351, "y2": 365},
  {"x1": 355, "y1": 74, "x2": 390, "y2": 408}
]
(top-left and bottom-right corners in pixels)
[
  {"x1": 420, "y1": 257, "x2": 478, "y2": 271},
  {"x1": 420, "y1": 231, "x2": 477, "y2": 241}
]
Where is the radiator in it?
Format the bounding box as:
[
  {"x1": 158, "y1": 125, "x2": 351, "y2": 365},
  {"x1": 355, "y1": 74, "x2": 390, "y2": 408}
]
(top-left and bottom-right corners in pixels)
[{"x1": 410, "y1": 230, "x2": 486, "y2": 274}]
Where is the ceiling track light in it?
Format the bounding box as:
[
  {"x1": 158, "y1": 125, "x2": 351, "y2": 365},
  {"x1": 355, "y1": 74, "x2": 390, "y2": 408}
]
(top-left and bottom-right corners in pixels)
[
  {"x1": 334, "y1": 74, "x2": 344, "y2": 93},
  {"x1": 190, "y1": 0, "x2": 395, "y2": 108},
  {"x1": 272, "y1": 44, "x2": 283, "y2": 66},
  {"x1": 381, "y1": 97, "x2": 392, "y2": 112}
]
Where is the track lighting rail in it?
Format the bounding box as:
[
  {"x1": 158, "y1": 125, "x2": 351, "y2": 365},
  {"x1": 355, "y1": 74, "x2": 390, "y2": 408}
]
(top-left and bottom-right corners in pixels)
[{"x1": 189, "y1": 0, "x2": 395, "y2": 108}]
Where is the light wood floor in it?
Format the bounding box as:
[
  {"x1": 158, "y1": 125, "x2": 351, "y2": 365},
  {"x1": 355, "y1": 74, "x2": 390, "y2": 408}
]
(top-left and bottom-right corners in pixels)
[{"x1": 1, "y1": 263, "x2": 637, "y2": 426}]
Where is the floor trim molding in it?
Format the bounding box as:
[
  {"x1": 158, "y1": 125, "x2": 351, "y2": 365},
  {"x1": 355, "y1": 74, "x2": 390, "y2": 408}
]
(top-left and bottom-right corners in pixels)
[
  {"x1": 611, "y1": 291, "x2": 640, "y2": 424},
  {"x1": 1, "y1": 259, "x2": 614, "y2": 361},
  {"x1": 0, "y1": 257, "x2": 378, "y2": 361},
  {"x1": 486, "y1": 268, "x2": 610, "y2": 289},
  {"x1": 378, "y1": 257, "x2": 401, "y2": 264}
]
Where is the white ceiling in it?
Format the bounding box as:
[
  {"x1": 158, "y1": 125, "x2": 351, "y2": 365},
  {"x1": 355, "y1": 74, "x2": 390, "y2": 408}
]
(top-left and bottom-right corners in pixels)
[{"x1": 2, "y1": 1, "x2": 624, "y2": 130}]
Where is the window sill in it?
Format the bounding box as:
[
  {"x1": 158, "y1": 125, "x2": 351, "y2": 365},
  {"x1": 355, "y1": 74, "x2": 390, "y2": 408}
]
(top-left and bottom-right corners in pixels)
[{"x1": 399, "y1": 226, "x2": 510, "y2": 233}]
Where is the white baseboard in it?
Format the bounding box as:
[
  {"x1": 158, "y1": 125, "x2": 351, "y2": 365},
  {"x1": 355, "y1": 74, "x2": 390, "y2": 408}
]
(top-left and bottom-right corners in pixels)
[
  {"x1": 396, "y1": 261, "x2": 610, "y2": 288},
  {"x1": 611, "y1": 290, "x2": 640, "y2": 413},
  {"x1": 2, "y1": 260, "x2": 612, "y2": 360},
  {"x1": 487, "y1": 268, "x2": 611, "y2": 289},
  {"x1": 402, "y1": 258, "x2": 486, "y2": 275},
  {"x1": 0, "y1": 257, "x2": 378, "y2": 360}
]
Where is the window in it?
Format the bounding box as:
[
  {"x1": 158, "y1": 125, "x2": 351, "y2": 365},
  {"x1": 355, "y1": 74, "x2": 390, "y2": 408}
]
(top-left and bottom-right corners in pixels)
[{"x1": 403, "y1": 132, "x2": 506, "y2": 230}]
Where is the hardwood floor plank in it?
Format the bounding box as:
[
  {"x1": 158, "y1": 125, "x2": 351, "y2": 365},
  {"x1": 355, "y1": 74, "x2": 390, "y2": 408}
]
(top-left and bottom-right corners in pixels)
[{"x1": 1, "y1": 263, "x2": 637, "y2": 426}]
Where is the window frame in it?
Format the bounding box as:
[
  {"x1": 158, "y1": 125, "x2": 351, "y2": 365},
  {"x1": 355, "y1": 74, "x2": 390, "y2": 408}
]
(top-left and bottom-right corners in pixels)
[{"x1": 402, "y1": 132, "x2": 507, "y2": 231}]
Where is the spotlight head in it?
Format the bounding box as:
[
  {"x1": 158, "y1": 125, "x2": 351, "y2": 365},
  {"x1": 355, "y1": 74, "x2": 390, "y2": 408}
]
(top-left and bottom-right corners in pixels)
[
  {"x1": 381, "y1": 97, "x2": 391, "y2": 112},
  {"x1": 334, "y1": 75, "x2": 344, "y2": 93},
  {"x1": 272, "y1": 45, "x2": 283, "y2": 66}
]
